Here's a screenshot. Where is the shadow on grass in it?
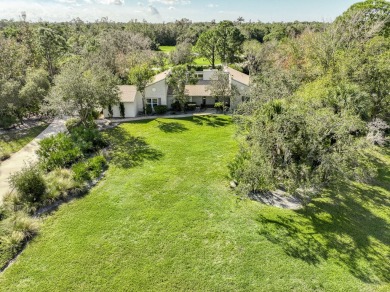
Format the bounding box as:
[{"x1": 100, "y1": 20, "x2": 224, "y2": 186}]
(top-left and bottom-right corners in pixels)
[
  {"x1": 257, "y1": 156, "x2": 390, "y2": 283},
  {"x1": 157, "y1": 121, "x2": 188, "y2": 133},
  {"x1": 106, "y1": 126, "x2": 163, "y2": 169},
  {"x1": 175, "y1": 115, "x2": 232, "y2": 127}
]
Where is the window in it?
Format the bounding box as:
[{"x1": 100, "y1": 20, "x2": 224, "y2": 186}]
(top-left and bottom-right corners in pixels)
[{"x1": 146, "y1": 98, "x2": 161, "y2": 108}]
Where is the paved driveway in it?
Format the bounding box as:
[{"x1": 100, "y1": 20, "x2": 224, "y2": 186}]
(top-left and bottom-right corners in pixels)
[{"x1": 0, "y1": 118, "x2": 66, "y2": 202}]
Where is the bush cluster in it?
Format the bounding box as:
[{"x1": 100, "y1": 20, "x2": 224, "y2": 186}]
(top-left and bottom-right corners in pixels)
[
  {"x1": 185, "y1": 102, "x2": 197, "y2": 111},
  {"x1": 69, "y1": 125, "x2": 108, "y2": 154},
  {"x1": 154, "y1": 105, "x2": 168, "y2": 114},
  {"x1": 9, "y1": 164, "x2": 47, "y2": 204},
  {"x1": 72, "y1": 155, "x2": 107, "y2": 182},
  {"x1": 37, "y1": 133, "x2": 83, "y2": 171},
  {"x1": 171, "y1": 101, "x2": 181, "y2": 112}
]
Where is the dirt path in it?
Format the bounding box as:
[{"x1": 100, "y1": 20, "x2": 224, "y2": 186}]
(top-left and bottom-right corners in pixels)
[{"x1": 0, "y1": 118, "x2": 66, "y2": 202}]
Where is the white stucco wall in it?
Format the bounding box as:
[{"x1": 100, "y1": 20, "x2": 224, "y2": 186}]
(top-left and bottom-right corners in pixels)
[
  {"x1": 103, "y1": 101, "x2": 137, "y2": 118},
  {"x1": 230, "y1": 80, "x2": 249, "y2": 110},
  {"x1": 145, "y1": 79, "x2": 169, "y2": 102}
]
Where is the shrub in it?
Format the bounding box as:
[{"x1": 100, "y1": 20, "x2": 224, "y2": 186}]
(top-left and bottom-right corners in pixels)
[
  {"x1": 0, "y1": 151, "x2": 11, "y2": 161},
  {"x1": 0, "y1": 113, "x2": 17, "y2": 129},
  {"x1": 154, "y1": 105, "x2": 168, "y2": 115},
  {"x1": 0, "y1": 212, "x2": 40, "y2": 257},
  {"x1": 214, "y1": 102, "x2": 224, "y2": 110},
  {"x1": 65, "y1": 118, "x2": 81, "y2": 131},
  {"x1": 145, "y1": 104, "x2": 153, "y2": 115},
  {"x1": 44, "y1": 168, "x2": 80, "y2": 201},
  {"x1": 9, "y1": 164, "x2": 47, "y2": 204},
  {"x1": 72, "y1": 155, "x2": 107, "y2": 182},
  {"x1": 171, "y1": 101, "x2": 181, "y2": 111},
  {"x1": 185, "y1": 102, "x2": 197, "y2": 111},
  {"x1": 119, "y1": 102, "x2": 125, "y2": 118},
  {"x1": 69, "y1": 125, "x2": 108, "y2": 154},
  {"x1": 37, "y1": 133, "x2": 83, "y2": 171},
  {"x1": 11, "y1": 212, "x2": 40, "y2": 239},
  {"x1": 92, "y1": 109, "x2": 100, "y2": 120}
]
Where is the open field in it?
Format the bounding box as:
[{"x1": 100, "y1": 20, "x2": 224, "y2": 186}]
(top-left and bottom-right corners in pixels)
[
  {"x1": 159, "y1": 45, "x2": 220, "y2": 67},
  {"x1": 0, "y1": 115, "x2": 389, "y2": 291}
]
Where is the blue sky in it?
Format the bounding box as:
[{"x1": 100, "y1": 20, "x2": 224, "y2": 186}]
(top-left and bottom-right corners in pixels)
[{"x1": 0, "y1": 0, "x2": 362, "y2": 23}]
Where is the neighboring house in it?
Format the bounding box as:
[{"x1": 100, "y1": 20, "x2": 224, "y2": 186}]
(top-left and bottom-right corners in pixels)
[{"x1": 104, "y1": 67, "x2": 250, "y2": 118}]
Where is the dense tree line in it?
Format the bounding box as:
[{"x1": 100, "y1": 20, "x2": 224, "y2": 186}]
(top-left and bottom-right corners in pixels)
[
  {"x1": 0, "y1": 16, "x2": 326, "y2": 128},
  {"x1": 231, "y1": 0, "x2": 390, "y2": 196}
]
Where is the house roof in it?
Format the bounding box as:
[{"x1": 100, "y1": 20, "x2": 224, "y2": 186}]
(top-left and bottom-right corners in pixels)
[
  {"x1": 226, "y1": 67, "x2": 250, "y2": 86},
  {"x1": 185, "y1": 84, "x2": 212, "y2": 97},
  {"x1": 150, "y1": 69, "x2": 170, "y2": 85},
  {"x1": 119, "y1": 85, "x2": 137, "y2": 103}
]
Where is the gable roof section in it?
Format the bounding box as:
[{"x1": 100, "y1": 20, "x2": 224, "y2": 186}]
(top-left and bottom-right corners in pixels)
[
  {"x1": 149, "y1": 69, "x2": 170, "y2": 85},
  {"x1": 119, "y1": 85, "x2": 137, "y2": 103},
  {"x1": 226, "y1": 67, "x2": 250, "y2": 86},
  {"x1": 185, "y1": 84, "x2": 212, "y2": 97}
]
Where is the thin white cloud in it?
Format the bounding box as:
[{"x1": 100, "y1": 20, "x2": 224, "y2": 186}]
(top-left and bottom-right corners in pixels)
[
  {"x1": 55, "y1": 0, "x2": 77, "y2": 3},
  {"x1": 207, "y1": 4, "x2": 218, "y2": 8},
  {"x1": 148, "y1": 0, "x2": 190, "y2": 5},
  {"x1": 96, "y1": 0, "x2": 124, "y2": 5},
  {"x1": 168, "y1": 6, "x2": 175, "y2": 10}
]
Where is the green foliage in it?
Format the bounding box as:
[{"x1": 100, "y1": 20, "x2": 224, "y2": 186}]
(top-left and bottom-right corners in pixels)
[
  {"x1": 9, "y1": 164, "x2": 47, "y2": 204},
  {"x1": 194, "y1": 29, "x2": 219, "y2": 68},
  {"x1": 69, "y1": 124, "x2": 108, "y2": 154},
  {"x1": 166, "y1": 65, "x2": 198, "y2": 112},
  {"x1": 47, "y1": 59, "x2": 119, "y2": 124},
  {"x1": 0, "y1": 114, "x2": 17, "y2": 130},
  {"x1": 169, "y1": 41, "x2": 194, "y2": 65},
  {"x1": 128, "y1": 64, "x2": 154, "y2": 115},
  {"x1": 214, "y1": 102, "x2": 223, "y2": 110},
  {"x1": 154, "y1": 105, "x2": 168, "y2": 114},
  {"x1": 37, "y1": 133, "x2": 83, "y2": 171},
  {"x1": 44, "y1": 168, "x2": 80, "y2": 201},
  {"x1": 65, "y1": 118, "x2": 81, "y2": 131},
  {"x1": 233, "y1": 97, "x2": 369, "y2": 193},
  {"x1": 170, "y1": 101, "x2": 181, "y2": 112},
  {"x1": 71, "y1": 155, "x2": 107, "y2": 182},
  {"x1": 185, "y1": 102, "x2": 197, "y2": 111},
  {"x1": 145, "y1": 104, "x2": 153, "y2": 115},
  {"x1": 119, "y1": 102, "x2": 125, "y2": 118},
  {"x1": 214, "y1": 21, "x2": 245, "y2": 64}
]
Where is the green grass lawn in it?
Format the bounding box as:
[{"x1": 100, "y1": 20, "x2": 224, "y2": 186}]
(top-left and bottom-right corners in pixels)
[
  {"x1": 159, "y1": 45, "x2": 176, "y2": 53},
  {"x1": 159, "y1": 45, "x2": 220, "y2": 67},
  {"x1": 0, "y1": 123, "x2": 49, "y2": 160},
  {"x1": 0, "y1": 115, "x2": 389, "y2": 291}
]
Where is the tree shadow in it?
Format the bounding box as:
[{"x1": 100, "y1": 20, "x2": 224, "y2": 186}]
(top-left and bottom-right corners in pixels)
[
  {"x1": 105, "y1": 126, "x2": 163, "y2": 169},
  {"x1": 175, "y1": 115, "x2": 232, "y2": 127},
  {"x1": 157, "y1": 121, "x2": 188, "y2": 133},
  {"x1": 256, "y1": 155, "x2": 390, "y2": 283}
]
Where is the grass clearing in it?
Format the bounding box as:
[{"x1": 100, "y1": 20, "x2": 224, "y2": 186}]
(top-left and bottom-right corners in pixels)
[
  {"x1": 0, "y1": 123, "x2": 49, "y2": 161},
  {"x1": 159, "y1": 45, "x2": 220, "y2": 67},
  {"x1": 159, "y1": 45, "x2": 176, "y2": 53},
  {"x1": 0, "y1": 115, "x2": 388, "y2": 291}
]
